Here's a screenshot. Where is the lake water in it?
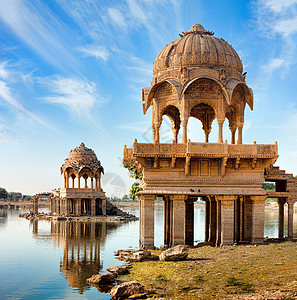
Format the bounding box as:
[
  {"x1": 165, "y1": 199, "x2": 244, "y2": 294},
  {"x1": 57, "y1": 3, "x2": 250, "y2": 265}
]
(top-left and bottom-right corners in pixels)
[{"x1": 0, "y1": 204, "x2": 296, "y2": 299}]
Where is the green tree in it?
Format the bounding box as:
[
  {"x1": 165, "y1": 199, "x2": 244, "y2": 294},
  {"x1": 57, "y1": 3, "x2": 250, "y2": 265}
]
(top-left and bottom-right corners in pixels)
[
  {"x1": 8, "y1": 192, "x2": 22, "y2": 202},
  {"x1": 22, "y1": 195, "x2": 32, "y2": 202},
  {"x1": 0, "y1": 187, "x2": 8, "y2": 200},
  {"x1": 123, "y1": 164, "x2": 143, "y2": 200},
  {"x1": 262, "y1": 182, "x2": 275, "y2": 191}
]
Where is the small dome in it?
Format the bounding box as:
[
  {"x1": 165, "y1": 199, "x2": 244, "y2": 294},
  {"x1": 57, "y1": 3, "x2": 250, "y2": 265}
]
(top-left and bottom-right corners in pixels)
[
  {"x1": 61, "y1": 143, "x2": 103, "y2": 174},
  {"x1": 153, "y1": 24, "x2": 243, "y2": 77}
]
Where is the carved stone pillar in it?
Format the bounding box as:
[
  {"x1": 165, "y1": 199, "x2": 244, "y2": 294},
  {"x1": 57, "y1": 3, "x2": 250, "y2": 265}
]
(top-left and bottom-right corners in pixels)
[
  {"x1": 278, "y1": 197, "x2": 286, "y2": 239},
  {"x1": 98, "y1": 176, "x2": 101, "y2": 191},
  {"x1": 78, "y1": 176, "x2": 81, "y2": 188},
  {"x1": 220, "y1": 195, "x2": 236, "y2": 245},
  {"x1": 64, "y1": 174, "x2": 67, "y2": 188},
  {"x1": 231, "y1": 128, "x2": 237, "y2": 144},
  {"x1": 153, "y1": 123, "x2": 160, "y2": 144},
  {"x1": 216, "y1": 197, "x2": 221, "y2": 246},
  {"x1": 33, "y1": 197, "x2": 38, "y2": 214},
  {"x1": 237, "y1": 125, "x2": 243, "y2": 144},
  {"x1": 182, "y1": 118, "x2": 188, "y2": 144},
  {"x1": 102, "y1": 197, "x2": 107, "y2": 215},
  {"x1": 91, "y1": 198, "x2": 96, "y2": 216},
  {"x1": 164, "y1": 196, "x2": 173, "y2": 247},
  {"x1": 185, "y1": 199, "x2": 194, "y2": 246},
  {"x1": 239, "y1": 197, "x2": 244, "y2": 242},
  {"x1": 76, "y1": 199, "x2": 81, "y2": 215},
  {"x1": 287, "y1": 199, "x2": 295, "y2": 239},
  {"x1": 204, "y1": 197, "x2": 210, "y2": 242},
  {"x1": 91, "y1": 178, "x2": 94, "y2": 189},
  {"x1": 250, "y1": 195, "x2": 266, "y2": 244},
  {"x1": 208, "y1": 197, "x2": 217, "y2": 243},
  {"x1": 139, "y1": 194, "x2": 155, "y2": 249},
  {"x1": 217, "y1": 120, "x2": 224, "y2": 143},
  {"x1": 172, "y1": 195, "x2": 187, "y2": 246},
  {"x1": 234, "y1": 197, "x2": 240, "y2": 243}
]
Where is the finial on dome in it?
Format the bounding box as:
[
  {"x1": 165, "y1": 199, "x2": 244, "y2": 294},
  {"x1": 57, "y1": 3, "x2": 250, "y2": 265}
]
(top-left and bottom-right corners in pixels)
[
  {"x1": 190, "y1": 24, "x2": 206, "y2": 32},
  {"x1": 182, "y1": 24, "x2": 214, "y2": 37},
  {"x1": 80, "y1": 142, "x2": 85, "y2": 147}
]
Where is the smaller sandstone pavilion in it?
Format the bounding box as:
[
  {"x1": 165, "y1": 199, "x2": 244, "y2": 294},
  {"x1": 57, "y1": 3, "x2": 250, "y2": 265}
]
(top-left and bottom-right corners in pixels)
[
  {"x1": 51, "y1": 142, "x2": 107, "y2": 215},
  {"x1": 123, "y1": 24, "x2": 297, "y2": 248}
]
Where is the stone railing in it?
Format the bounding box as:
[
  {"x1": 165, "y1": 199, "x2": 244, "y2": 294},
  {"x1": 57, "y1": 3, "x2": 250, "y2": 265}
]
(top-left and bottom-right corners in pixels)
[{"x1": 124, "y1": 141, "x2": 278, "y2": 159}]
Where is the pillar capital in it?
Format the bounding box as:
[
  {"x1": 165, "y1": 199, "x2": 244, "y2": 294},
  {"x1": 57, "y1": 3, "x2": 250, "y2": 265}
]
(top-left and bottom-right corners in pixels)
[
  {"x1": 250, "y1": 195, "x2": 266, "y2": 202},
  {"x1": 287, "y1": 199, "x2": 295, "y2": 206},
  {"x1": 219, "y1": 195, "x2": 237, "y2": 201},
  {"x1": 170, "y1": 194, "x2": 188, "y2": 201},
  {"x1": 278, "y1": 197, "x2": 286, "y2": 205},
  {"x1": 138, "y1": 194, "x2": 156, "y2": 202}
]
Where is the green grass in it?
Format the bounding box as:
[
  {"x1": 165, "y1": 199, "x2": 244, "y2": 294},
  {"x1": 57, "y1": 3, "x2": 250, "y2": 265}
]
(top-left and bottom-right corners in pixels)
[{"x1": 119, "y1": 242, "x2": 297, "y2": 299}]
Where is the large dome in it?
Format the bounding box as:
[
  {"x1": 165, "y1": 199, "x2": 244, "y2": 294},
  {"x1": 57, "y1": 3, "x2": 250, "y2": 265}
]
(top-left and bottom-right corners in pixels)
[
  {"x1": 153, "y1": 24, "x2": 243, "y2": 78},
  {"x1": 61, "y1": 142, "x2": 103, "y2": 175}
]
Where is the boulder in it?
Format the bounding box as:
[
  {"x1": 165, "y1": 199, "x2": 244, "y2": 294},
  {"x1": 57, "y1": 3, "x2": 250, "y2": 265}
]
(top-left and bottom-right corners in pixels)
[
  {"x1": 114, "y1": 249, "x2": 134, "y2": 256},
  {"x1": 126, "y1": 250, "x2": 159, "y2": 262},
  {"x1": 110, "y1": 281, "x2": 145, "y2": 299},
  {"x1": 159, "y1": 245, "x2": 188, "y2": 261},
  {"x1": 86, "y1": 273, "x2": 115, "y2": 285},
  {"x1": 107, "y1": 265, "x2": 130, "y2": 277}
]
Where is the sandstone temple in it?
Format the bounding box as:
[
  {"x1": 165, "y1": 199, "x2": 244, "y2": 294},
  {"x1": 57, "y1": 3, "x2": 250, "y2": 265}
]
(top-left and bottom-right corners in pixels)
[
  {"x1": 51, "y1": 143, "x2": 107, "y2": 216},
  {"x1": 123, "y1": 24, "x2": 297, "y2": 248}
]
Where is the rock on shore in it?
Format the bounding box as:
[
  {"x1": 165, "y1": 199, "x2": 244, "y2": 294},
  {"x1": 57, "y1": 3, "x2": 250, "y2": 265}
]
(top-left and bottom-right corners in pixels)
[
  {"x1": 86, "y1": 273, "x2": 115, "y2": 284},
  {"x1": 159, "y1": 245, "x2": 188, "y2": 261},
  {"x1": 106, "y1": 265, "x2": 130, "y2": 276},
  {"x1": 110, "y1": 281, "x2": 145, "y2": 299}
]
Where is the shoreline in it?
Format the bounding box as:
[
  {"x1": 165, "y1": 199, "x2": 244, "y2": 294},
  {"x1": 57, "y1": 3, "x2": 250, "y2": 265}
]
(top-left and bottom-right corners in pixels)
[
  {"x1": 0, "y1": 200, "x2": 283, "y2": 210},
  {"x1": 118, "y1": 241, "x2": 297, "y2": 299}
]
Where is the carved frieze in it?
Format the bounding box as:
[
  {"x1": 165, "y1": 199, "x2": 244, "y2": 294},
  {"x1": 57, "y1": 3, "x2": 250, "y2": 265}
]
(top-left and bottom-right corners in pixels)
[
  {"x1": 184, "y1": 79, "x2": 221, "y2": 97},
  {"x1": 219, "y1": 69, "x2": 227, "y2": 85}
]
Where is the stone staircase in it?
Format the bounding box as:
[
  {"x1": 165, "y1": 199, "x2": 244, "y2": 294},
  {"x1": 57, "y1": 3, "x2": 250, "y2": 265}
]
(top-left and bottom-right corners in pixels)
[{"x1": 264, "y1": 166, "x2": 297, "y2": 201}]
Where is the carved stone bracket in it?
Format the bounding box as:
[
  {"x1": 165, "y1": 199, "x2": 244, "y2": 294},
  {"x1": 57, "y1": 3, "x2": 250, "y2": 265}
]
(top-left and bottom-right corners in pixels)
[
  {"x1": 185, "y1": 156, "x2": 191, "y2": 175},
  {"x1": 171, "y1": 156, "x2": 176, "y2": 169},
  {"x1": 220, "y1": 157, "x2": 228, "y2": 176},
  {"x1": 234, "y1": 157, "x2": 240, "y2": 169},
  {"x1": 154, "y1": 157, "x2": 159, "y2": 169},
  {"x1": 251, "y1": 158, "x2": 257, "y2": 169}
]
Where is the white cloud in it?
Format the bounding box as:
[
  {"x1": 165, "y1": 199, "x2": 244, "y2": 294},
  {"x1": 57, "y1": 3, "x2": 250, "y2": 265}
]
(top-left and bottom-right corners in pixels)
[
  {"x1": 275, "y1": 16, "x2": 297, "y2": 36},
  {"x1": 253, "y1": 0, "x2": 297, "y2": 79},
  {"x1": 263, "y1": 0, "x2": 297, "y2": 12},
  {"x1": 0, "y1": 61, "x2": 9, "y2": 79},
  {"x1": 264, "y1": 58, "x2": 285, "y2": 72},
  {"x1": 0, "y1": 0, "x2": 77, "y2": 71},
  {"x1": 0, "y1": 123, "x2": 19, "y2": 143},
  {"x1": 39, "y1": 76, "x2": 102, "y2": 116},
  {"x1": 254, "y1": 0, "x2": 297, "y2": 37},
  {"x1": 0, "y1": 80, "x2": 53, "y2": 129},
  {"x1": 127, "y1": 0, "x2": 148, "y2": 25},
  {"x1": 108, "y1": 7, "x2": 126, "y2": 28},
  {"x1": 126, "y1": 55, "x2": 152, "y2": 84},
  {"x1": 117, "y1": 121, "x2": 151, "y2": 133},
  {"x1": 78, "y1": 45, "x2": 109, "y2": 61}
]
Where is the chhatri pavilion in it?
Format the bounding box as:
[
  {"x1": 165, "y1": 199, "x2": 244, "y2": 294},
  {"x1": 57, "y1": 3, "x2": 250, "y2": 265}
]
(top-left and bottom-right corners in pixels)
[
  {"x1": 123, "y1": 24, "x2": 297, "y2": 248},
  {"x1": 51, "y1": 142, "x2": 107, "y2": 216}
]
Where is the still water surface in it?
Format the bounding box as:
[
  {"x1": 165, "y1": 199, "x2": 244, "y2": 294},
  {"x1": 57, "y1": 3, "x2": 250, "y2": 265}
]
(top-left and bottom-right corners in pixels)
[{"x1": 0, "y1": 205, "x2": 296, "y2": 299}]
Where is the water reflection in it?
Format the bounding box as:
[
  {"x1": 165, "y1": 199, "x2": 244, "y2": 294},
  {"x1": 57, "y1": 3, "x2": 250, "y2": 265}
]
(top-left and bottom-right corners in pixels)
[
  {"x1": 32, "y1": 219, "x2": 122, "y2": 294},
  {"x1": 23, "y1": 206, "x2": 297, "y2": 297},
  {"x1": 0, "y1": 209, "x2": 7, "y2": 229}
]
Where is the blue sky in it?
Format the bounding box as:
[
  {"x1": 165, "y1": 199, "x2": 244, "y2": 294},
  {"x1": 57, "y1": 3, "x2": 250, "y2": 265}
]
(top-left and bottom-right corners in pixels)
[{"x1": 1, "y1": 0, "x2": 297, "y2": 197}]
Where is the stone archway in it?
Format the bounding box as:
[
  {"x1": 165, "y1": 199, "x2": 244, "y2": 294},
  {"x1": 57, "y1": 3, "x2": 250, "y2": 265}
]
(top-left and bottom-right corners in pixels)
[{"x1": 189, "y1": 103, "x2": 216, "y2": 142}]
